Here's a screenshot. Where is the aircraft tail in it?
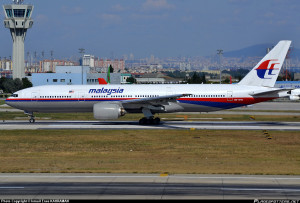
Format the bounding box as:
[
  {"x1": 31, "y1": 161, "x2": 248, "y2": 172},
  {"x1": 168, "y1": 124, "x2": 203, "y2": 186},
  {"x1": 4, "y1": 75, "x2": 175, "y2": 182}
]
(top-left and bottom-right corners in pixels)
[
  {"x1": 98, "y1": 78, "x2": 108, "y2": 85},
  {"x1": 238, "y1": 40, "x2": 291, "y2": 87}
]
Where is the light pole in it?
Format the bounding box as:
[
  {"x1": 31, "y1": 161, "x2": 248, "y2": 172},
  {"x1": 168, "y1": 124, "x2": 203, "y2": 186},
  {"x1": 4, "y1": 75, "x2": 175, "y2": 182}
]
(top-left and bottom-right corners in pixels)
[
  {"x1": 217, "y1": 49, "x2": 223, "y2": 84},
  {"x1": 79, "y1": 48, "x2": 85, "y2": 85}
]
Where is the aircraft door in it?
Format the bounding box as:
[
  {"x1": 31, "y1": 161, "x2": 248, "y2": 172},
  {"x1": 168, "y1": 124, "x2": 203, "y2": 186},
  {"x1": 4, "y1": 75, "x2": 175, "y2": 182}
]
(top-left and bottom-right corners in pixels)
[
  {"x1": 78, "y1": 92, "x2": 85, "y2": 102},
  {"x1": 166, "y1": 87, "x2": 173, "y2": 96},
  {"x1": 227, "y1": 91, "x2": 233, "y2": 101},
  {"x1": 31, "y1": 92, "x2": 39, "y2": 101}
]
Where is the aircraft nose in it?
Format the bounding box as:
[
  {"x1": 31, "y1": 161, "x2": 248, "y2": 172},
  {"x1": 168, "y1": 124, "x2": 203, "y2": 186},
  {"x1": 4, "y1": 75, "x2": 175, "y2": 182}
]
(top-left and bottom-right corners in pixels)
[
  {"x1": 5, "y1": 98, "x2": 12, "y2": 106},
  {"x1": 5, "y1": 98, "x2": 18, "y2": 109}
]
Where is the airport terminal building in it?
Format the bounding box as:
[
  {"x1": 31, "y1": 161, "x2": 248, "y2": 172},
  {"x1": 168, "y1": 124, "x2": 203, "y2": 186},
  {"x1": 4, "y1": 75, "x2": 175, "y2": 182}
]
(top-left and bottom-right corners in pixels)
[
  {"x1": 275, "y1": 81, "x2": 300, "y2": 89},
  {"x1": 31, "y1": 66, "x2": 131, "y2": 86}
]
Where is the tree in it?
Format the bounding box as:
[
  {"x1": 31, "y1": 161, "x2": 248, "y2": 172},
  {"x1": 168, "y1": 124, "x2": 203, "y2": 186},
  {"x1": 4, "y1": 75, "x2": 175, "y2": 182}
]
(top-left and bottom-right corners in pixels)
[
  {"x1": 200, "y1": 72, "x2": 206, "y2": 84},
  {"x1": 0, "y1": 77, "x2": 33, "y2": 93},
  {"x1": 3, "y1": 79, "x2": 16, "y2": 93},
  {"x1": 0, "y1": 77, "x2": 6, "y2": 91},
  {"x1": 187, "y1": 72, "x2": 206, "y2": 84},
  {"x1": 109, "y1": 65, "x2": 114, "y2": 73},
  {"x1": 14, "y1": 78, "x2": 23, "y2": 91},
  {"x1": 22, "y1": 77, "x2": 33, "y2": 89},
  {"x1": 223, "y1": 77, "x2": 230, "y2": 84}
]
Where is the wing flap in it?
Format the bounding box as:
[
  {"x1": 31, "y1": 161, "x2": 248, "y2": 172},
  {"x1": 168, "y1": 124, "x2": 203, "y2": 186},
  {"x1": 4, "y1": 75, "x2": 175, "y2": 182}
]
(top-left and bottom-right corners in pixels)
[{"x1": 121, "y1": 93, "x2": 191, "y2": 105}]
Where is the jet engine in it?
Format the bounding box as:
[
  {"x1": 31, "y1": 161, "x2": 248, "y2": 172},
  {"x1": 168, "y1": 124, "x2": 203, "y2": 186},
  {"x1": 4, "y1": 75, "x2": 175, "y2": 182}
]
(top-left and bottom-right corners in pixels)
[
  {"x1": 289, "y1": 89, "x2": 300, "y2": 101},
  {"x1": 93, "y1": 103, "x2": 126, "y2": 120},
  {"x1": 289, "y1": 95, "x2": 300, "y2": 100}
]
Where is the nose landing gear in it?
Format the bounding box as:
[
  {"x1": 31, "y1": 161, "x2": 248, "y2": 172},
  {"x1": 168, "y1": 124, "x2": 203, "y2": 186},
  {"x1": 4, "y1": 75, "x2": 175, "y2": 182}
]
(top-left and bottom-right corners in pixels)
[
  {"x1": 25, "y1": 111, "x2": 35, "y2": 123},
  {"x1": 29, "y1": 115, "x2": 35, "y2": 123}
]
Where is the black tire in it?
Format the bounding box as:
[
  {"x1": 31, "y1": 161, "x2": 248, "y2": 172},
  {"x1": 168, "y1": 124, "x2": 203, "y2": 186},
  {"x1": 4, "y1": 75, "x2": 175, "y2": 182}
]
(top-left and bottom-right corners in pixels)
[
  {"x1": 154, "y1": 117, "x2": 160, "y2": 125},
  {"x1": 139, "y1": 118, "x2": 147, "y2": 125}
]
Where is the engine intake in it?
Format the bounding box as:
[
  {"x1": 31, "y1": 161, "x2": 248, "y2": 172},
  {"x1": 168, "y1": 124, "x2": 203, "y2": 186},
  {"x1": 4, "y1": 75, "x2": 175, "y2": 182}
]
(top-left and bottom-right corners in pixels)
[{"x1": 93, "y1": 103, "x2": 126, "y2": 120}]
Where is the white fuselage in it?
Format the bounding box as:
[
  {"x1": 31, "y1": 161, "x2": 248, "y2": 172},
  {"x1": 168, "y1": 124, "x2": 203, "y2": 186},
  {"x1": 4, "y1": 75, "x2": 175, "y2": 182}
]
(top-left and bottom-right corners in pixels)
[{"x1": 5, "y1": 84, "x2": 284, "y2": 114}]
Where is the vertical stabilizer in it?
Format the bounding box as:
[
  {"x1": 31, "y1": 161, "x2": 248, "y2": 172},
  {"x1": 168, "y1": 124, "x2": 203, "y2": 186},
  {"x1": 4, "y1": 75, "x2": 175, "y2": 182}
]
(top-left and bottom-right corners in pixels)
[{"x1": 238, "y1": 40, "x2": 291, "y2": 87}]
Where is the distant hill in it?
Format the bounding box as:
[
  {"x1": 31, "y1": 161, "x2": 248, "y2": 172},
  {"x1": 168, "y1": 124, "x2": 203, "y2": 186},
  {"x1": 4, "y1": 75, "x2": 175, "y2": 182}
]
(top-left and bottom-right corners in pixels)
[
  {"x1": 224, "y1": 43, "x2": 300, "y2": 59},
  {"x1": 223, "y1": 44, "x2": 272, "y2": 58}
]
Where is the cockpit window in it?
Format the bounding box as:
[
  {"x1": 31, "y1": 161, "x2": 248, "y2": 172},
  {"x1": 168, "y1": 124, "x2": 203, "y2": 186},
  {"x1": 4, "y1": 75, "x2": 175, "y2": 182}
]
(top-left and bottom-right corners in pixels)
[{"x1": 11, "y1": 94, "x2": 18, "y2": 98}]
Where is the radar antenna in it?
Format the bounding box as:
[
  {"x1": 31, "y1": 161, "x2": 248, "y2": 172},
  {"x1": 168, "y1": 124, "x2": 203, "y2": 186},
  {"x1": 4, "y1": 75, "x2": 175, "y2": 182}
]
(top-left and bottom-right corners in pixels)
[{"x1": 12, "y1": 0, "x2": 24, "y2": 4}]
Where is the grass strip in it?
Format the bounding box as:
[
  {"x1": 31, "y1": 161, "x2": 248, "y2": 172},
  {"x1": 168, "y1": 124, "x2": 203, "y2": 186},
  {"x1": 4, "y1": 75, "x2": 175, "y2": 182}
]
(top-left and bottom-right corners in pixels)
[{"x1": 0, "y1": 129, "x2": 299, "y2": 175}]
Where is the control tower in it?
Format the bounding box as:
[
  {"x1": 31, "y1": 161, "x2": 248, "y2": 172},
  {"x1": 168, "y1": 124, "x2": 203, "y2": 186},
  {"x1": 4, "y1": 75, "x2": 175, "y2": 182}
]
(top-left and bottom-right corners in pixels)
[{"x1": 3, "y1": 0, "x2": 33, "y2": 79}]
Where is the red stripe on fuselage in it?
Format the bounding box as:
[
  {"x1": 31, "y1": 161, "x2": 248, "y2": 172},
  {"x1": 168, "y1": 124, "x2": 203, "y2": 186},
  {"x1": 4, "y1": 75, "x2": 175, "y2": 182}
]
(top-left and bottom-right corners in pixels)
[
  {"x1": 6, "y1": 97, "x2": 277, "y2": 105},
  {"x1": 178, "y1": 97, "x2": 277, "y2": 105}
]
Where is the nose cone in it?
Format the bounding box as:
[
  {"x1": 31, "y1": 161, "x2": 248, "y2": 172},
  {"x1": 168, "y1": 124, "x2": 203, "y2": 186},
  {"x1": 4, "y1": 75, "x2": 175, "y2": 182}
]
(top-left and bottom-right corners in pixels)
[
  {"x1": 5, "y1": 97, "x2": 15, "y2": 108},
  {"x1": 4, "y1": 89, "x2": 29, "y2": 111},
  {"x1": 5, "y1": 95, "x2": 22, "y2": 109}
]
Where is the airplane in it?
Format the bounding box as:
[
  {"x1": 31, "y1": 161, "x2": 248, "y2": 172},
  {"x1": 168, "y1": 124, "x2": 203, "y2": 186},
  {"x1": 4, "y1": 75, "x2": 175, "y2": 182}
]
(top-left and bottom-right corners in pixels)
[{"x1": 6, "y1": 40, "x2": 293, "y2": 125}]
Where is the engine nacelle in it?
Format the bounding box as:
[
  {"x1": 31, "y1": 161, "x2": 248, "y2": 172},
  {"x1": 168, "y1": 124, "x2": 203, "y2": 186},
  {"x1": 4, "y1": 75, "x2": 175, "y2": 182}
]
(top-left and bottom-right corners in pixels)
[
  {"x1": 289, "y1": 89, "x2": 300, "y2": 100},
  {"x1": 93, "y1": 103, "x2": 126, "y2": 120},
  {"x1": 289, "y1": 95, "x2": 300, "y2": 101}
]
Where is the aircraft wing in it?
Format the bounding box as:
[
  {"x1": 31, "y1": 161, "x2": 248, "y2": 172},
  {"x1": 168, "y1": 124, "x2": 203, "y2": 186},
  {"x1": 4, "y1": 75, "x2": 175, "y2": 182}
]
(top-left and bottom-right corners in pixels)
[
  {"x1": 121, "y1": 93, "x2": 191, "y2": 105},
  {"x1": 249, "y1": 88, "x2": 293, "y2": 97}
]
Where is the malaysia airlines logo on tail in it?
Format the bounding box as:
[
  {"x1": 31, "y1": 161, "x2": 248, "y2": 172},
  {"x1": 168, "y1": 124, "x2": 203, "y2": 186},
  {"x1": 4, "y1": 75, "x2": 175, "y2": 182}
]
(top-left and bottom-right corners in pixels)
[{"x1": 255, "y1": 59, "x2": 280, "y2": 79}]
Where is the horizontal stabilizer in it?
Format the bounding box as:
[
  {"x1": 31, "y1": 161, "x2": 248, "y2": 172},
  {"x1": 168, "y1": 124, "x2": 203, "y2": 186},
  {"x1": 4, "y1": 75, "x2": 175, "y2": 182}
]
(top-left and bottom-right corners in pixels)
[{"x1": 249, "y1": 88, "x2": 292, "y2": 97}]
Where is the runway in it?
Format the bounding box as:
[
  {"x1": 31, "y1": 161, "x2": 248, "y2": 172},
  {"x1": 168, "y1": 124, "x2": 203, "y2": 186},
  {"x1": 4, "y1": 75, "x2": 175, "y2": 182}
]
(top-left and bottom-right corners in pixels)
[
  {"x1": 1, "y1": 101, "x2": 300, "y2": 130},
  {"x1": 0, "y1": 174, "x2": 299, "y2": 199},
  {"x1": 1, "y1": 120, "x2": 300, "y2": 130}
]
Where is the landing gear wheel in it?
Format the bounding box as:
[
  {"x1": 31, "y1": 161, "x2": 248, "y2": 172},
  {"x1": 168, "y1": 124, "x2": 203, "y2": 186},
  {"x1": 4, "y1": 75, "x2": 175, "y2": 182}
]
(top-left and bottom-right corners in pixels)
[
  {"x1": 29, "y1": 118, "x2": 35, "y2": 123},
  {"x1": 138, "y1": 117, "x2": 161, "y2": 125},
  {"x1": 28, "y1": 113, "x2": 35, "y2": 123},
  {"x1": 153, "y1": 117, "x2": 160, "y2": 125},
  {"x1": 139, "y1": 117, "x2": 147, "y2": 125}
]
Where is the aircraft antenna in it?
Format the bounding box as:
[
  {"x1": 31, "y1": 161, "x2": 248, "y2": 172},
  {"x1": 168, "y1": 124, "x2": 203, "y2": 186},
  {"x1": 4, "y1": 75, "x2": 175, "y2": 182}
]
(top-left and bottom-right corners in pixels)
[{"x1": 12, "y1": 0, "x2": 24, "y2": 4}]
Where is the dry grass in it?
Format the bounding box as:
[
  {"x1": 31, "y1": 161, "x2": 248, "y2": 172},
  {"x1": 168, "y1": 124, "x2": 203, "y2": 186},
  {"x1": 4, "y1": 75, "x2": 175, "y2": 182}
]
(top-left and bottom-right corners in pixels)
[{"x1": 0, "y1": 129, "x2": 299, "y2": 175}]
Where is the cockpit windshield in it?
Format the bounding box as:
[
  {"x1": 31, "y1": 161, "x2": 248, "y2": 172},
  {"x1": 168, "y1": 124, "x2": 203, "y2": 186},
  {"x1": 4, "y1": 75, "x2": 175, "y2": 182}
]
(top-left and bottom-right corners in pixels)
[{"x1": 11, "y1": 94, "x2": 18, "y2": 98}]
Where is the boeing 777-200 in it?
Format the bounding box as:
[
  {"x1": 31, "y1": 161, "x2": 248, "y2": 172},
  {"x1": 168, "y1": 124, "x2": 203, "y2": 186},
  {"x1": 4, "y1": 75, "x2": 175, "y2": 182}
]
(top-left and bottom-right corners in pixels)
[{"x1": 6, "y1": 40, "x2": 294, "y2": 125}]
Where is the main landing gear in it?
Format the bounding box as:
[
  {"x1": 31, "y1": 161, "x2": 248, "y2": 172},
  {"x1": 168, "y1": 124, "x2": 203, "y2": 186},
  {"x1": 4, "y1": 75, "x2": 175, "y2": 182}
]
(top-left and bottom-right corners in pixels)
[
  {"x1": 138, "y1": 107, "x2": 161, "y2": 125},
  {"x1": 139, "y1": 117, "x2": 161, "y2": 125}
]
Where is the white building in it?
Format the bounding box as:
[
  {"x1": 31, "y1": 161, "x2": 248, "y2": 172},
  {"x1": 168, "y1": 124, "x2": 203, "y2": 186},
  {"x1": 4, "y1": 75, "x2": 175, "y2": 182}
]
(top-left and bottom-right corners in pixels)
[{"x1": 83, "y1": 55, "x2": 95, "y2": 68}]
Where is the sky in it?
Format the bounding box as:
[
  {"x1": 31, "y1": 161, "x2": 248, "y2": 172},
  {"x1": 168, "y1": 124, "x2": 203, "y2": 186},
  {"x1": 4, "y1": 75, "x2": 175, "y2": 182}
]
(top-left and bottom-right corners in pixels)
[{"x1": 0, "y1": 0, "x2": 300, "y2": 59}]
